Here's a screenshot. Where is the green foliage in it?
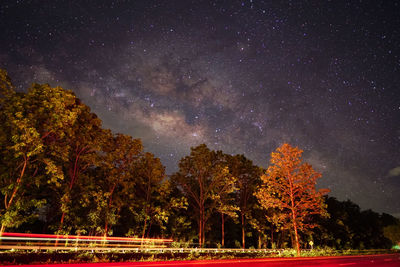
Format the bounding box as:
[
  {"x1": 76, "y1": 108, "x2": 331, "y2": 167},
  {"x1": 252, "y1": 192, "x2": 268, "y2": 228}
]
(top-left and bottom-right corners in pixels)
[
  {"x1": 227, "y1": 154, "x2": 263, "y2": 248},
  {"x1": 171, "y1": 144, "x2": 238, "y2": 246},
  {"x1": 0, "y1": 72, "x2": 83, "y2": 233},
  {"x1": 0, "y1": 197, "x2": 46, "y2": 230},
  {"x1": 94, "y1": 132, "x2": 142, "y2": 235}
]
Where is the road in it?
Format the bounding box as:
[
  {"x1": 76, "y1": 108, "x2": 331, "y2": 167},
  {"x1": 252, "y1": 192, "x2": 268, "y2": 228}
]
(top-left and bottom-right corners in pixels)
[{"x1": 3, "y1": 254, "x2": 399, "y2": 267}]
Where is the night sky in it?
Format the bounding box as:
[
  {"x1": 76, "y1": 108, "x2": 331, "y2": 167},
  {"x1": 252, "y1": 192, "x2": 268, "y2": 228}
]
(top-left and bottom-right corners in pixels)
[{"x1": 1, "y1": 1, "x2": 399, "y2": 217}]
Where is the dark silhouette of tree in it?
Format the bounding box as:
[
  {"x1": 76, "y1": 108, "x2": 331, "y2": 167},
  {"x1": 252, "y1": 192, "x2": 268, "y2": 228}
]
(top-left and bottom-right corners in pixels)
[{"x1": 314, "y1": 197, "x2": 395, "y2": 249}]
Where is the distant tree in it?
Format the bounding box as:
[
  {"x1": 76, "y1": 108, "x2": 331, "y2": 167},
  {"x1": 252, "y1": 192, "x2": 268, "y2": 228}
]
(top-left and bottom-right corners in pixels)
[
  {"x1": 355, "y1": 209, "x2": 388, "y2": 248},
  {"x1": 314, "y1": 197, "x2": 395, "y2": 249},
  {"x1": 384, "y1": 221, "x2": 400, "y2": 247},
  {"x1": 255, "y1": 143, "x2": 329, "y2": 256}
]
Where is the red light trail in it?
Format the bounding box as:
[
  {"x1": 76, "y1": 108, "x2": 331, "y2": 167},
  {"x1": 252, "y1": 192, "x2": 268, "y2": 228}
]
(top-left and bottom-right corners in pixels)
[
  {"x1": 0, "y1": 232, "x2": 173, "y2": 251},
  {"x1": 1, "y1": 232, "x2": 173, "y2": 243}
]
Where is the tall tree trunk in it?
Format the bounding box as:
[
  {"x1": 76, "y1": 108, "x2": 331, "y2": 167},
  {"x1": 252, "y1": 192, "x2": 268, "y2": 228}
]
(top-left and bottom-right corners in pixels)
[
  {"x1": 59, "y1": 213, "x2": 65, "y2": 230},
  {"x1": 6, "y1": 157, "x2": 27, "y2": 210},
  {"x1": 201, "y1": 208, "x2": 205, "y2": 246},
  {"x1": 270, "y1": 228, "x2": 274, "y2": 248},
  {"x1": 142, "y1": 169, "x2": 152, "y2": 244},
  {"x1": 199, "y1": 178, "x2": 204, "y2": 247},
  {"x1": 278, "y1": 231, "x2": 283, "y2": 248},
  {"x1": 141, "y1": 219, "x2": 147, "y2": 243},
  {"x1": 146, "y1": 221, "x2": 153, "y2": 238},
  {"x1": 141, "y1": 217, "x2": 150, "y2": 246},
  {"x1": 288, "y1": 177, "x2": 300, "y2": 256},
  {"x1": 59, "y1": 148, "x2": 83, "y2": 231},
  {"x1": 104, "y1": 184, "x2": 116, "y2": 237},
  {"x1": 198, "y1": 209, "x2": 202, "y2": 247},
  {"x1": 104, "y1": 221, "x2": 108, "y2": 237},
  {"x1": 241, "y1": 213, "x2": 245, "y2": 249},
  {"x1": 221, "y1": 213, "x2": 225, "y2": 247},
  {"x1": 292, "y1": 211, "x2": 300, "y2": 256}
]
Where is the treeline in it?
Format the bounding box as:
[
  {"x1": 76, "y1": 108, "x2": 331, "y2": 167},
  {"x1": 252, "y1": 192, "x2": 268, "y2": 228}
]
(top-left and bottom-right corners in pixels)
[{"x1": 0, "y1": 69, "x2": 399, "y2": 251}]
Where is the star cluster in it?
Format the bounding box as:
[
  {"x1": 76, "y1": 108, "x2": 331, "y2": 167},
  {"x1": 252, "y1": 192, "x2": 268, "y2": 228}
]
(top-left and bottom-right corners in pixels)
[{"x1": 1, "y1": 0, "x2": 399, "y2": 217}]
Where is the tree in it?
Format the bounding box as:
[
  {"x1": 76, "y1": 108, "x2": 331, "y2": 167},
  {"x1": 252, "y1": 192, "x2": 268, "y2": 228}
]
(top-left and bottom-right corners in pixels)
[
  {"x1": 227, "y1": 154, "x2": 262, "y2": 248},
  {"x1": 384, "y1": 221, "x2": 400, "y2": 248},
  {"x1": 56, "y1": 101, "x2": 104, "y2": 233},
  {"x1": 0, "y1": 79, "x2": 81, "y2": 234},
  {"x1": 0, "y1": 69, "x2": 14, "y2": 104},
  {"x1": 164, "y1": 179, "x2": 192, "y2": 242},
  {"x1": 310, "y1": 197, "x2": 353, "y2": 249},
  {"x1": 314, "y1": 197, "x2": 395, "y2": 249},
  {"x1": 212, "y1": 166, "x2": 238, "y2": 247},
  {"x1": 255, "y1": 143, "x2": 329, "y2": 256},
  {"x1": 133, "y1": 152, "x2": 166, "y2": 240},
  {"x1": 171, "y1": 144, "x2": 236, "y2": 247},
  {"x1": 100, "y1": 133, "x2": 142, "y2": 236}
]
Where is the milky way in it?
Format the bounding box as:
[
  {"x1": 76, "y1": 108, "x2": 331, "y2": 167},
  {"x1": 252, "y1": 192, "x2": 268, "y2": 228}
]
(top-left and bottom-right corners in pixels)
[{"x1": 1, "y1": 0, "x2": 399, "y2": 217}]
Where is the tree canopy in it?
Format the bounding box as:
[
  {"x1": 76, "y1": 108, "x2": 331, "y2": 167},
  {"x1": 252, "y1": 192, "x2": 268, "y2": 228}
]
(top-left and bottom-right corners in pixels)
[{"x1": 255, "y1": 143, "x2": 330, "y2": 256}]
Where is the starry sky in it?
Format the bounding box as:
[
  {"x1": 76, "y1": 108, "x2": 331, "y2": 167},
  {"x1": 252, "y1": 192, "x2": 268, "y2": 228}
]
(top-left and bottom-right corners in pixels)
[{"x1": 1, "y1": 0, "x2": 399, "y2": 217}]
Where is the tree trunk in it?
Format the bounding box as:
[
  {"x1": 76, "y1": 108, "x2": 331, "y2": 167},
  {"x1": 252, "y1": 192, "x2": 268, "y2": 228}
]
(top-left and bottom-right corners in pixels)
[
  {"x1": 104, "y1": 222, "x2": 108, "y2": 237},
  {"x1": 59, "y1": 146, "x2": 90, "y2": 232},
  {"x1": 201, "y1": 208, "x2": 205, "y2": 246},
  {"x1": 270, "y1": 228, "x2": 274, "y2": 248},
  {"x1": 241, "y1": 213, "x2": 245, "y2": 249},
  {"x1": 278, "y1": 230, "x2": 284, "y2": 248},
  {"x1": 221, "y1": 213, "x2": 225, "y2": 247},
  {"x1": 6, "y1": 157, "x2": 27, "y2": 210},
  {"x1": 142, "y1": 169, "x2": 152, "y2": 244},
  {"x1": 292, "y1": 213, "x2": 300, "y2": 256},
  {"x1": 198, "y1": 209, "x2": 202, "y2": 247},
  {"x1": 104, "y1": 184, "x2": 116, "y2": 237},
  {"x1": 0, "y1": 224, "x2": 5, "y2": 236},
  {"x1": 58, "y1": 212, "x2": 66, "y2": 237},
  {"x1": 146, "y1": 221, "x2": 152, "y2": 238},
  {"x1": 289, "y1": 177, "x2": 300, "y2": 256},
  {"x1": 141, "y1": 219, "x2": 147, "y2": 245}
]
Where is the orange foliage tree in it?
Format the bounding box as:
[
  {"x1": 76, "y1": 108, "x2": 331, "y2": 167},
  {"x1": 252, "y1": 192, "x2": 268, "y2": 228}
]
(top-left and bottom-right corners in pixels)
[{"x1": 255, "y1": 143, "x2": 329, "y2": 256}]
